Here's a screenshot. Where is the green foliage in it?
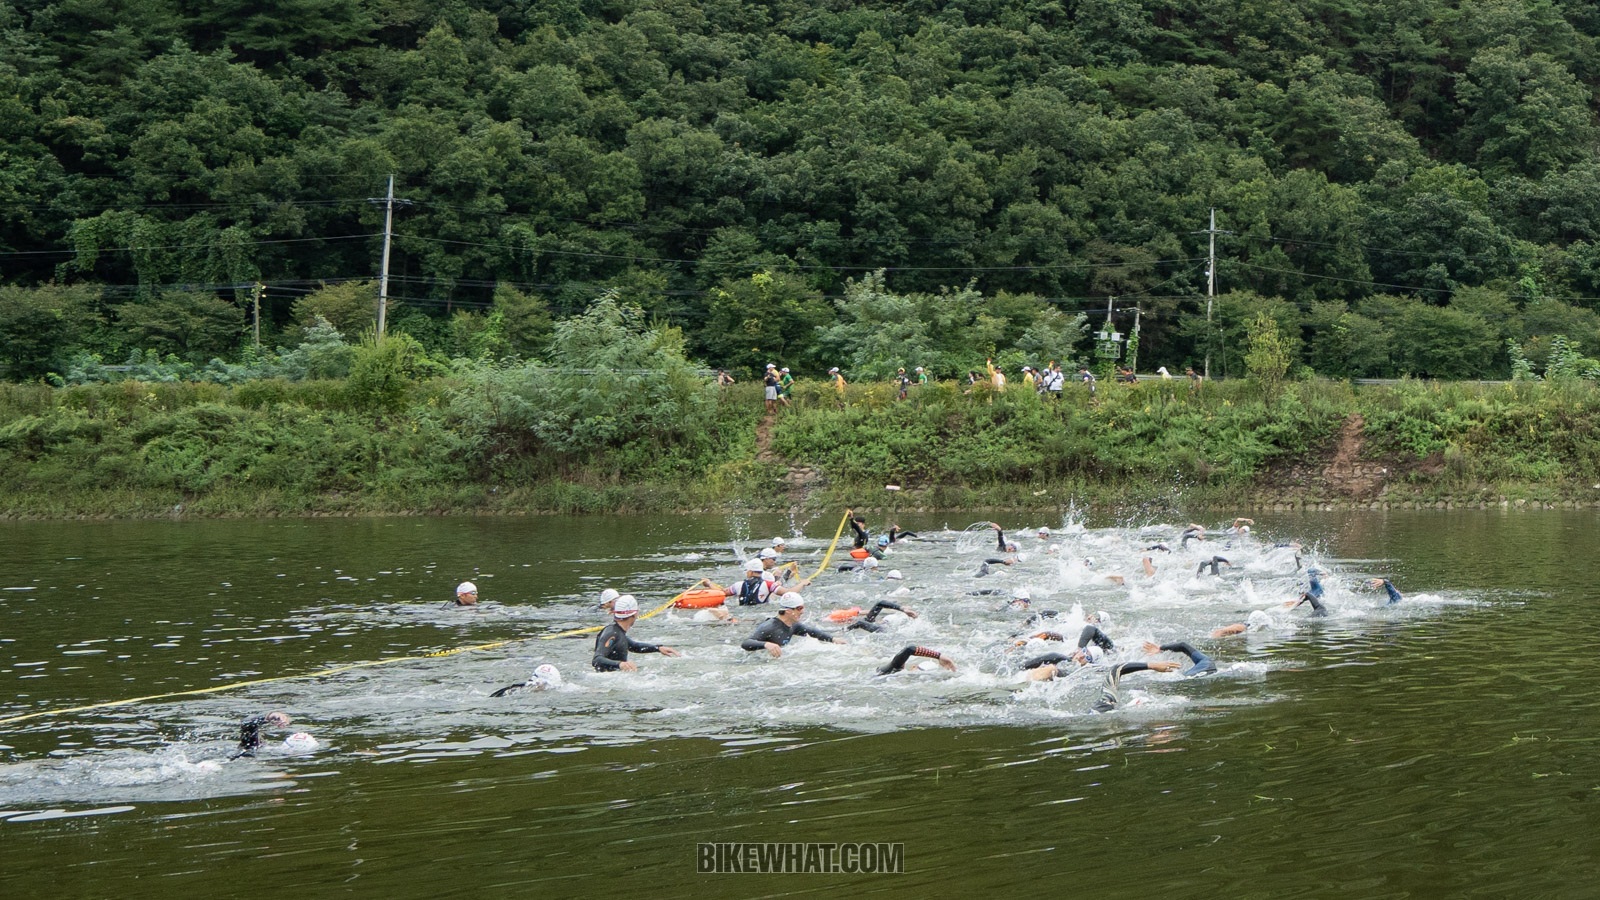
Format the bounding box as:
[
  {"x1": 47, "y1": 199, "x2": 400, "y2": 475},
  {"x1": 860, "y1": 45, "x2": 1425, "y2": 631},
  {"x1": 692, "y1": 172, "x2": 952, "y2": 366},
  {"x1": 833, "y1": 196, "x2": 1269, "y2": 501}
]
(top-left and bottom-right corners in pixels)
[
  {"x1": 1245, "y1": 312, "x2": 1292, "y2": 396},
  {"x1": 292, "y1": 281, "x2": 378, "y2": 338},
  {"x1": 114, "y1": 290, "x2": 246, "y2": 362},
  {"x1": 0, "y1": 284, "x2": 99, "y2": 380},
  {"x1": 346, "y1": 331, "x2": 439, "y2": 412}
]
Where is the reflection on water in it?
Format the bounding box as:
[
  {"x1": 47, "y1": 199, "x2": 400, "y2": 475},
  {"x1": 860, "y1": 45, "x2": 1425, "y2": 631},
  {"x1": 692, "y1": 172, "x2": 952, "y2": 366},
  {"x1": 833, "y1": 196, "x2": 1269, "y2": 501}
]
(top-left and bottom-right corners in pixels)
[{"x1": 1, "y1": 511, "x2": 1598, "y2": 897}]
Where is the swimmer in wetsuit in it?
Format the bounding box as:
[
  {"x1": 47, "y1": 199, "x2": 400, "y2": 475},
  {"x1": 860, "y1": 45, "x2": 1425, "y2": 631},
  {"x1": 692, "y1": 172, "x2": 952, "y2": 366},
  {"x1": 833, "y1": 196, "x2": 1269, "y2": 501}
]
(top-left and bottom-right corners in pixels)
[
  {"x1": 448, "y1": 581, "x2": 480, "y2": 607},
  {"x1": 740, "y1": 594, "x2": 838, "y2": 657},
  {"x1": 887, "y1": 525, "x2": 918, "y2": 543},
  {"x1": 1196, "y1": 556, "x2": 1232, "y2": 577},
  {"x1": 234, "y1": 711, "x2": 291, "y2": 758},
  {"x1": 989, "y1": 522, "x2": 1019, "y2": 553},
  {"x1": 1142, "y1": 641, "x2": 1217, "y2": 676},
  {"x1": 1091, "y1": 660, "x2": 1182, "y2": 712},
  {"x1": 839, "y1": 600, "x2": 918, "y2": 633},
  {"x1": 850, "y1": 514, "x2": 871, "y2": 549},
  {"x1": 1180, "y1": 524, "x2": 1206, "y2": 549},
  {"x1": 1286, "y1": 569, "x2": 1329, "y2": 617},
  {"x1": 878, "y1": 646, "x2": 955, "y2": 675},
  {"x1": 593, "y1": 595, "x2": 680, "y2": 671},
  {"x1": 491, "y1": 664, "x2": 563, "y2": 697},
  {"x1": 1369, "y1": 578, "x2": 1403, "y2": 605}
]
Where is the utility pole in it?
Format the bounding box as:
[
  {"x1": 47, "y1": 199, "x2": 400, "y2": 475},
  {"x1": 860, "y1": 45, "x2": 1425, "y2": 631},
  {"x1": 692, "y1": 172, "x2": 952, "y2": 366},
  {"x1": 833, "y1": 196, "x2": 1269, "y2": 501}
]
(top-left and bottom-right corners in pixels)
[
  {"x1": 251, "y1": 282, "x2": 264, "y2": 348},
  {"x1": 1192, "y1": 209, "x2": 1231, "y2": 380},
  {"x1": 367, "y1": 175, "x2": 412, "y2": 338}
]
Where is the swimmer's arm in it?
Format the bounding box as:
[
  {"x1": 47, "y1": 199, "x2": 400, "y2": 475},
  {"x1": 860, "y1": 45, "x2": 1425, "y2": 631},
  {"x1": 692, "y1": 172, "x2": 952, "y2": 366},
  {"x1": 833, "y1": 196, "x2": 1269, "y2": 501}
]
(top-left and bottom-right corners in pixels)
[
  {"x1": 795, "y1": 623, "x2": 838, "y2": 643},
  {"x1": 1210, "y1": 624, "x2": 1248, "y2": 637}
]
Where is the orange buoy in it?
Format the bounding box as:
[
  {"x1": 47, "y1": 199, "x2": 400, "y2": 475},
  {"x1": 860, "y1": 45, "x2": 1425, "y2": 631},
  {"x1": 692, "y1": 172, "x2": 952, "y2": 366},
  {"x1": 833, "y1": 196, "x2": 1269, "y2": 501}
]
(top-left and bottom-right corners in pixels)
[
  {"x1": 673, "y1": 588, "x2": 728, "y2": 609},
  {"x1": 849, "y1": 548, "x2": 871, "y2": 560},
  {"x1": 827, "y1": 606, "x2": 863, "y2": 622}
]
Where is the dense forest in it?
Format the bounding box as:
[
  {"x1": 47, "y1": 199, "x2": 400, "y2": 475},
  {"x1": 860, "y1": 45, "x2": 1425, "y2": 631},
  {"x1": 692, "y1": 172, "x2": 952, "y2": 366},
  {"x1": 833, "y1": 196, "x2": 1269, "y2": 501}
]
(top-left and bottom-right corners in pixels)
[{"x1": 4, "y1": 0, "x2": 1600, "y2": 383}]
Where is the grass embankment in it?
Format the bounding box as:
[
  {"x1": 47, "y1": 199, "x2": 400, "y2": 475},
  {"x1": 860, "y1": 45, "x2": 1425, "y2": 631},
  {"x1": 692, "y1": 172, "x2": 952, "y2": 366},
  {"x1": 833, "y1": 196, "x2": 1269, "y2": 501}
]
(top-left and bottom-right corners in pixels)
[{"x1": 3, "y1": 376, "x2": 1599, "y2": 518}]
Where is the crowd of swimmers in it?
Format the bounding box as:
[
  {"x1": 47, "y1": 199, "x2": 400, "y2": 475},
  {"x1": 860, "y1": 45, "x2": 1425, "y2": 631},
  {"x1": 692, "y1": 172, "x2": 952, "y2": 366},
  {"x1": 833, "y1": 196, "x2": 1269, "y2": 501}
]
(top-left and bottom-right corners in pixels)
[{"x1": 238, "y1": 514, "x2": 1409, "y2": 750}]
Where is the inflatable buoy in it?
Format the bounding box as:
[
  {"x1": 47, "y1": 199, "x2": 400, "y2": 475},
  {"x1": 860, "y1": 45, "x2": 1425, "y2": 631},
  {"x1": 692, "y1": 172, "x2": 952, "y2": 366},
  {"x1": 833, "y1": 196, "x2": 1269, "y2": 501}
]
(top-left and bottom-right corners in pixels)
[
  {"x1": 674, "y1": 588, "x2": 727, "y2": 609},
  {"x1": 827, "y1": 606, "x2": 863, "y2": 622},
  {"x1": 849, "y1": 548, "x2": 871, "y2": 560}
]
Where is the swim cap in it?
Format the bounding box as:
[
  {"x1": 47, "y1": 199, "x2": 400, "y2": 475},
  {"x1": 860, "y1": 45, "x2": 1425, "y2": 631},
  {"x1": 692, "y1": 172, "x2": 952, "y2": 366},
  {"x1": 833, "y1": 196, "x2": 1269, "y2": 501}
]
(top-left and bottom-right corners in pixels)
[
  {"x1": 863, "y1": 557, "x2": 880, "y2": 569},
  {"x1": 457, "y1": 582, "x2": 477, "y2": 595},
  {"x1": 613, "y1": 595, "x2": 640, "y2": 617},
  {"x1": 745, "y1": 558, "x2": 764, "y2": 573},
  {"x1": 778, "y1": 593, "x2": 805, "y2": 609},
  {"x1": 533, "y1": 663, "x2": 563, "y2": 686},
  {"x1": 1247, "y1": 610, "x2": 1273, "y2": 630},
  {"x1": 1012, "y1": 587, "x2": 1031, "y2": 601},
  {"x1": 283, "y1": 732, "x2": 319, "y2": 753},
  {"x1": 1239, "y1": 525, "x2": 1250, "y2": 533},
  {"x1": 1080, "y1": 644, "x2": 1105, "y2": 664},
  {"x1": 598, "y1": 588, "x2": 620, "y2": 607},
  {"x1": 772, "y1": 536, "x2": 788, "y2": 547},
  {"x1": 758, "y1": 547, "x2": 778, "y2": 560},
  {"x1": 877, "y1": 535, "x2": 890, "y2": 546},
  {"x1": 885, "y1": 569, "x2": 904, "y2": 580},
  {"x1": 1037, "y1": 527, "x2": 1051, "y2": 537},
  {"x1": 1094, "y1": 610, "x2": 1110, "y2": 628}
]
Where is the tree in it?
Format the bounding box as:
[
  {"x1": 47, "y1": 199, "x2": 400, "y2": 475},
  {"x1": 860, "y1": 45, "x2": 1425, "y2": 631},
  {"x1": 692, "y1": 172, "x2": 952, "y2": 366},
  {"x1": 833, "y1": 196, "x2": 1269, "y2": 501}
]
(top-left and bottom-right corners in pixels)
[
  {"x1": 1245, "y1": 311, "x2": 1292, "y2": 396},
  {"x1": 115, "y1": 289, "x2": 244, "y2": 361},
  {"x1": 0, "y1": 284, "x2": 98, "y2": 379},
  {"x1": 292, "y1": 281, "x2": 378, "y2": 338},
  {"x1": 700, "y1": 271, "x2": 831, "y2": 375}
]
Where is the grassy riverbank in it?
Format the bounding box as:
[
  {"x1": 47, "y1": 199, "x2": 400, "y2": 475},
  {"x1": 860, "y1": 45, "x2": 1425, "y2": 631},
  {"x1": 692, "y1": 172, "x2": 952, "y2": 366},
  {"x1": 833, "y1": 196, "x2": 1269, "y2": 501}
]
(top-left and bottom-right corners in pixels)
[{"x1": 4, "y1": 375, "x2": 1600, "y2": 519}]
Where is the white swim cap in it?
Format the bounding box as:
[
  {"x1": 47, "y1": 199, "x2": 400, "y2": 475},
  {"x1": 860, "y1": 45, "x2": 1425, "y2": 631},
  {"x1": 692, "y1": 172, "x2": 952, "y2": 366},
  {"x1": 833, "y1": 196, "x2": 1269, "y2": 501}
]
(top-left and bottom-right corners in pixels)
[
  {"x1": 283, "y1": 733, "x2": 319, "y2": 753},
  {"x1": 1094, "y1": 610, "x2": 1110, "y2": 627},
  {"x1": 1037, "y1": 527, "x2": 1051, "y2": 536},
  {"x1": 1247, "y1": 610, "x2": 1273, "y2": 630},
  {"x1": 612, "y1": 595, "x2": 640, "y2": 617},
  {"x1": 456, "y1": 581, "x2": 477, "y2": 595},
  {"x1": 598, "y1": 588, "x2": 620, "y2": 607},
  {"x1": 1012, "y1": 587, "x2": 1031, "y2": 601},
  {"x1": 772, "y1": 536, "x2": 788, "y2": 547},
  {"x1": 744, "y1": 558, "x2": 764, "y2": 573},
  {"x1": 1081, "y1": 644, "x2": 1105, "y2": 664},
  {"x1": 885, "y1": 569, "x2": 904, "y2": 580},
  {"x1": 863, "y1": 557, "x2": 880, "y2": 569},
  {"x1": 1239, "y1": 525, "x2": 1250, "y2": 533},
  {"x1": 533, "y1": 663, "x2": 563, "y2": 686},
  {"x1": 758, "y1": 547, "x2": 778, "y2": 560},
  {"x1": 778, "y1": 593, "x2": 805, "y2": 609}
]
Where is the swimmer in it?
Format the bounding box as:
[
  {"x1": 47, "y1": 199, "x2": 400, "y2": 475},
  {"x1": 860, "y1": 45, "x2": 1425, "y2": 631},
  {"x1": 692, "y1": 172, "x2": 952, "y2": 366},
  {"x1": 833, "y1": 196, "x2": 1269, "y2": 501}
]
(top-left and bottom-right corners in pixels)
[
  {"x1": 1195, "y1": 556, "x2": 1232, "y2": 577},
  {"x1": 989, "y1": 522, "x2": 1019, "y2": 553},
  {"x1": 850, "y1": 513, "x2": 871, "y2": 549},
  {"x1": 877, "y1": 646, "x2": 955, "y2": 675},
  {"x1": 739, "y1": 594, "x2": 839, "y2": 657},
  {"x1": 1091, "y1": 660, "x2": 1182, "y2": 712},
  {"x1": 1180, "y1": 524, "x2": 1206, "y2": 549},
  {"x1": 234, "y1": 711, "x2": 291, "y2": 759},
  {"x1": 838, "y1": 556, "x2": 884, "y2": 574},
  {"x1": 596, "y1": 587, "x2": 621, "y2": 615},
  {"x1": 1271, "y1": 542, "x2": 1304, "y2": 572},
  {"x1": 1036, "y1": 526, "x2": 1052, "y2": 541},
  {"x1": 450, "y1": 581, "x2": 480, "y2": 607},
  {"x1": 1015, "y1": 622, "x2": 1116, "y2": 655},
  {"x1": 1210, "y1": 609, "x2": 1278, "y2": 637},
  {"x1": 1142, "y1": 556, "x2": 1156, "y2": 577},
  {"x1": 976, "y1": 555, "x2": 1018, "y2": 576},
  {"x1": 1229, "y1": 517, "x2": 1254, "y2": 535},
  {"x1": 1285, "y1": 568, "x2": 1328, "y2": 617},
  {"x1": 772, "y1": 536, "x2": 789, "y2": 554},
  {"x1": 1142, "y1": 640, "x2": 1217, "y2": 676},
  {"x1": 281, "y1": 732, "x2": 319, "y2": 754},
  {"x1": 593, "y1": 595, "x2": 680, "y2": 672},
  {"x1": 1368, "y1": 578, "x2": 1404, "y2": 605},
  {"x1": 1145, "y1": 543, "x2": 1171, "y2": 553},
  {"x1": 491, "y1": 663, "x2": 564, "y2": 697},
  {"x1": 838, "y1": 599, "x2": 918, "y2": 633},
  {"x1": 887, "y1": 525, "x2": 919, "y2": 543},
  {"x1": 709, "y1": 558, "x2": 795, "y2": 606}
]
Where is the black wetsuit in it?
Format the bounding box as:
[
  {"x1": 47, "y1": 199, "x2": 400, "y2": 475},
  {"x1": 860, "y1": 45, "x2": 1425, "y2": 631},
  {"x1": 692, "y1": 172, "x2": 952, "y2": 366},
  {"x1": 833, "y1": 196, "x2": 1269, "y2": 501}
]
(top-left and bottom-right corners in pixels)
[
  {"x1": 845, "y1": 600, "x2": 908, "y2": 633},
  {"x1": 850, "y1": 519, "x2": 871, "y2": 549},
  {"x1": 1292, "y1": 572, "x2": 1328, "y2": 617},
  {"x1": 878, "y1": 646, "x2": 943, "y2": 675},
  {"x1": 994, "y1": 529, "x2": 1011, "y2": 552},
  {"x1": 1180, "y1": 528, "x2": 1204, "y2": 549},
  {"x1": 888, "y1": 527, "x2": 918, "y2": 543},
  {"x1": 592, "y1": 622, "x2": 662, "y2": 671},
  {"x1": 1093, "y1": 661, "x2": 1157, "y2": 712},
  {"x1": 490, "y1": 681, "x2": 548, "y2": 697},
  {"x1": 1145, "y1": 543, "x2": 1171, "y2": 553},
  {"x1": 740, "y1": 616, "x2": 837, "y2": 651},
  {"x1": 1020, "y1": 625, "x2": 1114, "y2": 670},
  {"x1": 1157, "y1": 641, "x2": 1217, "y2": 677},
  {"x1": 1196, "y1": 556, "x2": 1231, "y2": 576},
  {"x1": 235, "y1": 715, "x2": 277, "y2": 758}
]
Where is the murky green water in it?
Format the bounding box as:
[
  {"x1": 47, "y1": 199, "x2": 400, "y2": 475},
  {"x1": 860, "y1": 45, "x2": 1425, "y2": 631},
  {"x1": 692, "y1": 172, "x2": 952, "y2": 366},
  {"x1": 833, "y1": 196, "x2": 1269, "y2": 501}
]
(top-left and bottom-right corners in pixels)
[{"x1": 1, "y1": 510, "x2": 1597, "y2": 898}]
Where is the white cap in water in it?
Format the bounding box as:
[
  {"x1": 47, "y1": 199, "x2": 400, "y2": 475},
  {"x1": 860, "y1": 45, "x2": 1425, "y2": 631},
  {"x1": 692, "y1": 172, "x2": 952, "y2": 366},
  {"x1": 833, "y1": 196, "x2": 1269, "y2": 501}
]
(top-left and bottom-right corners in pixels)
[
  {"x1": 533, "y1": 663, "x2": 563, "y2": 686},
  {"x1": 598, "y1": 588, "x2": 620, "y2": 607},
  {"x1": 457, "y1": 581, "x2": 477, "y2": 595},
  {"x1": 283, "y1": 732, "x2": 319, "y2": 753},
  {"x1": 885, "y1": 569, "x2": 904, "y2": 580},
  {"x1": 1012, "y1": 586, "x2": 1031, "y2": 601},
  {"x1": 745, "y1": 558, "x2": 764, "y2": 573},
  {"x1": 778, "y1": 593, "x2": 805, "y2": 610},
  {"x1": 862, "y1": 557, "x2": 880, "y2": 569}
]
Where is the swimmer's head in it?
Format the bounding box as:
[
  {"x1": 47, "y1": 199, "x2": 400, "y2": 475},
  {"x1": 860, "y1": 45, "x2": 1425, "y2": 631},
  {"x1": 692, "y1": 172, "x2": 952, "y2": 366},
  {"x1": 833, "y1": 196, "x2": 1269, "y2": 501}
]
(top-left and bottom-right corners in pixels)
[
  {"x1": 533, "y1": 663, "x2": 563, "y2": 687},
  {"x1": 1081, "y1": 557, "x2": 1094, "y2": 568},
  {"x1": 456, "y1": 581, "x2": 479, "y2": 604},
  {"x1": 772, "y1": 536, "x2": 788, "y2": 549},
  {"x1": 598, "y1": 587, "x2": 620, "y2": 610},
  {"x1": 1012, "y1": 587, "x2": 1031, "y2": 602},
  {"x1": 862, "y1": 557, "x2": 880, "y2": 570},
  {"x1": 612, "y1": 595, "x2": 640, "y2": 619},
  {"x1": 885, "y1": 569, "x2": 904, "y2": 581},
  {"x1": 282, "y1": 732, "x2": 319, "y2": 753},
  {"x1": 1246, "y1": 609, "x2": 1273, "y2": 631},
  {"x1": 1004, "y1": 542, "x2": 1019, "y2": 553},
  {"x1": 1080, "y1": 644, "x2": 1105, "y2": 664},
  {"x1": 1037, "y1": 527, "x2": 1051, "y2": 538},
  {"x1": 778, "y1": 593, "x2": 805, "y2": 612},
  {"x1": 744, "y1": 559, "x2": 764, "y2": 574},
  {"x1": 758, "y1": 547, "x2": 778, "y2": 560},
  {"x1": 877, "y1": 535, "x2": 890, "y2": 547},
  {"x1": 266, "y1": 711, "x2": 291, "y2": 728},
  {"x1": 1238, "y1": 525, "x2": 1250, "y2": 533},
  {"x1": 1090, "y1": 610, "x2": 1110, "y2": 628}
]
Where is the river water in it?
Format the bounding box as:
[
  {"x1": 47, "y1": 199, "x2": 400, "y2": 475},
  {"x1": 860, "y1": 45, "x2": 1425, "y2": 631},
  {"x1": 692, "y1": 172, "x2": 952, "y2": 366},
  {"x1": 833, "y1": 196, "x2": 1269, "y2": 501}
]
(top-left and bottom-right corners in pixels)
[{"x1": 1, "y1": 510, "x2": 1596, "y2": 897}]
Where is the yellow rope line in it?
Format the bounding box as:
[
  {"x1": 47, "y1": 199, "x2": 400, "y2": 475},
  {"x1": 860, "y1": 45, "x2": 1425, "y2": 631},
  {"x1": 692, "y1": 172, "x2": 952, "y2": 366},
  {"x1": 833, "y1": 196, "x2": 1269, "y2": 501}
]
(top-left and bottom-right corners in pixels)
[{"x1": 0, "y1": 511, "x2": 854, "y2": 727}]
